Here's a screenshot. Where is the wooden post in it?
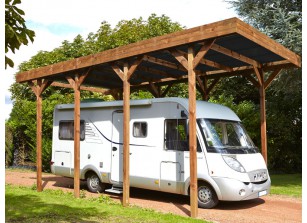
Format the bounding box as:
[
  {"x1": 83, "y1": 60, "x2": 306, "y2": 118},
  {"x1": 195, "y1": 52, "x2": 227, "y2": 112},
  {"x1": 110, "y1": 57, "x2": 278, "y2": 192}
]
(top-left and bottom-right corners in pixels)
[
  {"x1": 36, "y1": 88, "x2": 43, "y2": 192},
  {"x1": 66, "y1": 70, "x2": 90, "y2": 198},
  {"x1": 254, "y1": 67, "x2": 267, "y2": 164},
  {"x1": 29, "y1": 79, "x2": 51, "y2": 192},
  {"x1": 123, "y1": 62, "x2": 130, "y2": 206},
  {"x1": 259, "y1": 82, "x2": 267, "y2": 164},
  {"x1": 112, "y1": 59, "x2": 142, "y2": 207},
  {"x1": 74, "y1": 75, "x2": 81, "y2": 198},
  {"x1": 188, "y1": 46, "x2": 198, "y2": 218}
]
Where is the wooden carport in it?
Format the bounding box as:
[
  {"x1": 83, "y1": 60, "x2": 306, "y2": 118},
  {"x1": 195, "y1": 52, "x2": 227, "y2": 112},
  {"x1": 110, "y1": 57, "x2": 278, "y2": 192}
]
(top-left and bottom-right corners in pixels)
[{"x1": 16, "y1": 17, "x2": 301, "y2": 218}]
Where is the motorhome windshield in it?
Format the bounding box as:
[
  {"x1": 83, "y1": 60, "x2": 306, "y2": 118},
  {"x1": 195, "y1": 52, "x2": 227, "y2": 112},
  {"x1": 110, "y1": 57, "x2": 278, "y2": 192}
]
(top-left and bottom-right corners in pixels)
[{"x1": 198, "y1": 119, "x2": 259, "y2": 154}]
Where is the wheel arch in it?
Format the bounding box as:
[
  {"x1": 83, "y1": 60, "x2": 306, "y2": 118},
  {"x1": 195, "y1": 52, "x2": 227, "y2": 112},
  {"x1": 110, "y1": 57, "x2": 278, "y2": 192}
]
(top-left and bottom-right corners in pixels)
[
  {"x1": 184, "y1": 175, "x2": 222, "y2": 200},
  {"x1": 81, "y1": 164, "x2": 102, "y2": 182}
]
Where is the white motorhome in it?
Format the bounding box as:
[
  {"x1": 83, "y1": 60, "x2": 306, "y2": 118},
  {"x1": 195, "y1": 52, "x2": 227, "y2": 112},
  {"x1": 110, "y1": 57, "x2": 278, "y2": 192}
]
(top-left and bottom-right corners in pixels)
[{"x1": 51, "y1": 97, "x2": 270, "y2": 208}]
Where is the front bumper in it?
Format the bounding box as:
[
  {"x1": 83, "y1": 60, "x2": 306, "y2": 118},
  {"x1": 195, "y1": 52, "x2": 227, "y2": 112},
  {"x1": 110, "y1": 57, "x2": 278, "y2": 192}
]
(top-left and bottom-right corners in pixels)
[{"x1": 212, "y1": 176, "x2": 271, "y2": 201}]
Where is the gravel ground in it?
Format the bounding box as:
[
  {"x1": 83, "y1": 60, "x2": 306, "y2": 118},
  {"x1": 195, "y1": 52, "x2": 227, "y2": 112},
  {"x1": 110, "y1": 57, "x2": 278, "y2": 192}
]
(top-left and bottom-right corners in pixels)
[{"x1": 5, "y1": 170, "x2": 302, "y2": 223}]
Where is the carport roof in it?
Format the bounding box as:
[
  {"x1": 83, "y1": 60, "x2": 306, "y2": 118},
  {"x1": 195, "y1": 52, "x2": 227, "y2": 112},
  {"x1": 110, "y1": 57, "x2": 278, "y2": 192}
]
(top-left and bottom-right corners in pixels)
[{"x1": 16, "y1": 17, "x2": 301, "y2": 92}]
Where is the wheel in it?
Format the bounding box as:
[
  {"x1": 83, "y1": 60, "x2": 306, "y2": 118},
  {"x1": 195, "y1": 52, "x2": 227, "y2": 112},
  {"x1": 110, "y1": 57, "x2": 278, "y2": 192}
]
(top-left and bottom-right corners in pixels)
[
  {"x1": 86, "y1": 172, "x2": 105, "y2": 193},
  {"x1": 197, "y1": 182, "x2": 219, "y2": 209}
]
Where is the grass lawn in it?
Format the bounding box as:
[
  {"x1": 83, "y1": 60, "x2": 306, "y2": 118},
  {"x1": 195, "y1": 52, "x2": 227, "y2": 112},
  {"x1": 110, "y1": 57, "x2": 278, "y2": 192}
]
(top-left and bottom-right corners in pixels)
[
  {"x1": 5, "y1": 184, "x2": 209, "y2": 223},
  {"x1": 270, "y1": 173, "x2": 302, "y2": 197}
]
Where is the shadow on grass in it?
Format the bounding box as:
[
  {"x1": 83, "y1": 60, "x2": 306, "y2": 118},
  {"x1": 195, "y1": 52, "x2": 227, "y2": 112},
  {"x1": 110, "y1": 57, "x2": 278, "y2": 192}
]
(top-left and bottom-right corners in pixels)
[{"x1": 5, "y1": 192, "x2": 108, "y2": 223}]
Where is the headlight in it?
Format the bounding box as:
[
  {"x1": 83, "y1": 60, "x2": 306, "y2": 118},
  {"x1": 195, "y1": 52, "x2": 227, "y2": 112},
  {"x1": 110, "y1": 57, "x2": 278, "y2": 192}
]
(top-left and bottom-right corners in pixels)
[{"x1": 222, "y1": 155, "x2": 246, "y2": 173}]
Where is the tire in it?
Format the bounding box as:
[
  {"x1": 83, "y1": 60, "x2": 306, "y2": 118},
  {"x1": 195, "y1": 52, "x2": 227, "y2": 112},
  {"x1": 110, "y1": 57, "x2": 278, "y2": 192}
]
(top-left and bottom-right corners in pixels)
[
  {"x1": 197, "y1": 182, "x2": 219, "y2": 209},
  {"x1": 86, "y1": 172, "x2": 105, "y2": 193}
]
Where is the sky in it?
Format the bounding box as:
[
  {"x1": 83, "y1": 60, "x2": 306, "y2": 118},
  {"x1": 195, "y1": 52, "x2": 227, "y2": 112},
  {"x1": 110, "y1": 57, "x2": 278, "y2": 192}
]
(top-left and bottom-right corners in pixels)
[{"x1": 3, "y1": 0, "x2": 238, "y2": 120}]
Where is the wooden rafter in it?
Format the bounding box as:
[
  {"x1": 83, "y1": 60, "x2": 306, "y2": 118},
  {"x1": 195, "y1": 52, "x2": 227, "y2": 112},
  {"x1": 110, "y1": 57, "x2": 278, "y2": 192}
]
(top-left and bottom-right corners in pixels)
[
  {"x1": 211, "y1": 43, "x2": 262, "y2": 68},
  {"x1": 206, "y1": 77, "x2": 220, "y2": 94},
  {"x1": 198, "y1": 58, "x2": 233, "y2": 72},
  {"x1": 161, "y1": 84, "x2": 173, "y2": 97},
  {"x1": 16, "y1": 18, "x2": 300, "y2": 83},
  {"x1": 169, "y1": 49, "x2": 188, "y2": 70},
  {"x1": 245, "y1": 75, "x2": 260, "y2": 88},
  {"x1": 193, "y1": 39, "x2": 216, "y2": 69},
  {"x1": 143, "y1": 55, "x2": 186, "y2": 72},
  {"x1": 196, "y1": 75, "x2": 207, "y2": 98},
  {"x1": 111, "y1": 64, "x2": 125, "y2": 81},
  {"x1": 177, "y1": 49, "x2": 233, "y2": 72},
  {"x1": 253, "y1": 66, "x2": 264, "y2": 86},
  {"x1": 137, "y1": 66, "x2": 179, "y2": 79},
  {"x1": 149, "y1": 82, "x2": 160, "y2": 97},
  {"x1": 127, "y1": 56, "x2": 143, "y2": 79},
  {"x1": 28, "y1": 79, "x2": 52, "y2": 97},
  {"x1": 264, "y1": 68, "x2": 283, "y2": 90},
  {"x1": 51, "y1": 82, "x2": 112, "y2": 94}
]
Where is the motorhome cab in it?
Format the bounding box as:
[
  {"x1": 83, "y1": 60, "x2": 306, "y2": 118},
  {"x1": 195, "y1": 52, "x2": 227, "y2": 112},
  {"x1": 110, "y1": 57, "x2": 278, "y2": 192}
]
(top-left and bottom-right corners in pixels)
[{"x1": 51, "y1": 97, "x2": 270, "y2": 208}]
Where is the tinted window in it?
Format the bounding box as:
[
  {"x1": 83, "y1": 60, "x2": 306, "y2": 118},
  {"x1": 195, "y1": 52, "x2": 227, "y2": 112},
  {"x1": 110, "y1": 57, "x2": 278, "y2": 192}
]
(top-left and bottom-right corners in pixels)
[
  {"x1": 133, "y1": 122, "x2": 147, "y2": 138},
  {"x1": 59, "y1": 120, "x2": 85, "y2": 140}
]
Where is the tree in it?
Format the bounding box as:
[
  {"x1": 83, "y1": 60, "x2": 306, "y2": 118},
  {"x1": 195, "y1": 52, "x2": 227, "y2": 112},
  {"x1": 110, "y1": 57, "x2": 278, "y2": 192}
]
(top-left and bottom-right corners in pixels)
[
  {"x1": 5, "y1": 0, "x2": 35, "y2": 68},
  {"x1": 227, "y1": 0, "x2": 302, "y2": 172}
]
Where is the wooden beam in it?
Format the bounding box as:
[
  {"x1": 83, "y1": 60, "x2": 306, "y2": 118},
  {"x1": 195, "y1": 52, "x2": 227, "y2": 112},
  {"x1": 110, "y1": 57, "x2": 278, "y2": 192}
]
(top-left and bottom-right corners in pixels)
[
  {"x1": 113, "y1": 58, "x2": 142, "y2": 82},
  {"x1": 111, "y1": 64, "x2": 125, "y2": 81},
  {"x1": 253, "y1": 66, "x2": 263, "y2": 86},
  {"x1": 211, "y1": 43, "x2": 262, "y2": 68},
  {"x1": 16, "y1": 18, "x2": 300, "y2": 84},
  {"x1": 169, "y1": 49, "x2": 188, "y2": 70},
  {"x1": 123, "y1": 62, "x2": 130, "y2": 207},
  {"x1": 198, "y1": 58, "x2": 233, "y2": 72},
  {"x1": 264, "y1": 68, "x2": 283, "y2": 90},
  {"x1": 161, "y1": 84, "x2": 173, "y2": 97},
  {"x1": 193, "y1": 39, "x2": 216, "y2": 69},
  {"x1": 196, "y1": 75, "x2": 207, "y2": 100},
  {"x1": 137, "y1": 66, "x2": 179, "y2": 79},
  {"x1": 78, "y1": 68, "x2": 91, "y2": 84},
  {"x1": 188, "y1": 46, "x2": 198, "y2": 218},
  {"x1": 149, "y1": 82, "x2": 160, "y2": 97},
  {"x1": 51, "y1": 82, "x2": 112, "y2": 94},
  {"x1": 206, "y1": 77, "x2": 220, "y2": 96},
  {"x1": 109, "y1": 89, "x2": 123, "y2": 100},
  {"x1": 177, "y1": 49, "x2": 233, "y2": 72},
  {"x1": 143, "y1": 55, "x2": 185, "y2": 72},
  {"x1": 236, "y1": 18, "x2": 301, "y2": 68},
  {"x1": 245, "y1": 75, "x2": 260, "y2": 88},
  {"x1": 127, "y1": 56, "x2": 143, "y2": 80}
]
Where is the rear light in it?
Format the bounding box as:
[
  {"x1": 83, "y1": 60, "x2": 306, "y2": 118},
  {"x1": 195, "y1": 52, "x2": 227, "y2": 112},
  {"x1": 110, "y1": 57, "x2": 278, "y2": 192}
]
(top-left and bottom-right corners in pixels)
[{"x1": 50, "y1": 161, "x2": 54, "y2": 165}]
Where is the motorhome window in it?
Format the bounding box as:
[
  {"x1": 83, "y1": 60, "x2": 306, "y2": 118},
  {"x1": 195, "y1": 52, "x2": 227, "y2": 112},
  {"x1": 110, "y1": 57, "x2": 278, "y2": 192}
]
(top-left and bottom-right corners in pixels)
[
  {"x1": 133, "y1": 122, "x2": 147, "y2": 138},
  {"x1": 59, "y1": 120, "x2": 85, "y2": 141},
  {"x1": 165, "y1": 119, "x2": 201, "y2": 152},
  {"x1": 198, "y1": 119, "x2": 259, "y2": 154}
]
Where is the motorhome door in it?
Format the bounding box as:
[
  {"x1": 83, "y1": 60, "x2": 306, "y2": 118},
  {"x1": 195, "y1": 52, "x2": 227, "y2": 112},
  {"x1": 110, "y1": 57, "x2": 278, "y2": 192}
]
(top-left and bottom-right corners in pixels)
[{"x1": 111, "y1": 111, "x2": 123, "y2": 183}]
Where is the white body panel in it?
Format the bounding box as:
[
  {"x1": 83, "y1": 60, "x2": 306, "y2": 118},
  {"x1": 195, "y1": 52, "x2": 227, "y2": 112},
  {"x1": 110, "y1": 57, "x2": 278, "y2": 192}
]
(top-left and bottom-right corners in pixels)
[{"x1": 51, "y1": 97, "x2": 270, "y2": 201}]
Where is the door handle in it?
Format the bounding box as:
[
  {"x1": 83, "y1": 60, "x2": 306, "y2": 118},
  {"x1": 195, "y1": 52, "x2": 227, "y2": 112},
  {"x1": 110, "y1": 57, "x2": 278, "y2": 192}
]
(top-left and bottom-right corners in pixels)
[{"x1": 112, "y1": 147, "x2": 117, "y2": 151}]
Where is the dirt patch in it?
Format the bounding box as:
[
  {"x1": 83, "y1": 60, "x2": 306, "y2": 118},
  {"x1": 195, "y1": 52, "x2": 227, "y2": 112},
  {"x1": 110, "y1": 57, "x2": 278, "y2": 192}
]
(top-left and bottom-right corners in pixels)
[{"x1": 5, "y1": 170, "x2": 302, "y2": 223}]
